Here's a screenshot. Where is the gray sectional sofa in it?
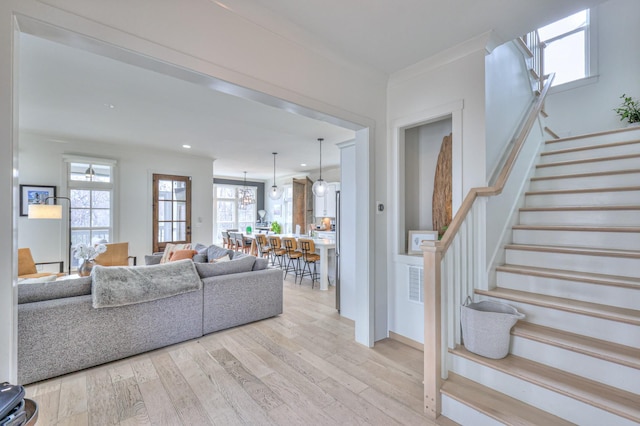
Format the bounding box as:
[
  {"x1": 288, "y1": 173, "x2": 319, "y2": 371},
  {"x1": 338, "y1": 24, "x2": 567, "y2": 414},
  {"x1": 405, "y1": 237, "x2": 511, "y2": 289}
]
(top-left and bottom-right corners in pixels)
[{"x1": 17, "y1": 252, "x2": 283, "y2": 384}]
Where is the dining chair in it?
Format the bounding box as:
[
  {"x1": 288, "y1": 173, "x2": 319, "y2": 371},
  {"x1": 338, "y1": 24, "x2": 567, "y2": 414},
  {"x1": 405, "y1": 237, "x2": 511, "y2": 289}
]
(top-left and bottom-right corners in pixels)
[
  {"x1": 298, "y1": 238, "x2": 320, "y2": 288},
  {"x1": 267, "y1": 235, "x2": 286, "y2": 268},
  {"x1": 281, "y1": 237, "x2": 302, "y2": 281},
  {"x1": 232, "y1": 232, "x2": 250, "y2": 253},
  {"x1": 221, "y1": 231, "x2": 232, "y2": 250}
]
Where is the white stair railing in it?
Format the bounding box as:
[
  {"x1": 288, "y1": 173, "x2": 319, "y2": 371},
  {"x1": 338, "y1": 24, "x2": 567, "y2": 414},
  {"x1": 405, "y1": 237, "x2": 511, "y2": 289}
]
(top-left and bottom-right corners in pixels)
[{"x1": 421, "y1": 34, "x2": 553, "y2": 420}]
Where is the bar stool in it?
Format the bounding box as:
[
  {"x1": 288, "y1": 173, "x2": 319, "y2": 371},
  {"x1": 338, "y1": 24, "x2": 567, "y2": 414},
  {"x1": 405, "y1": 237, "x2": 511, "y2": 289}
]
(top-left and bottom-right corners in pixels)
[
  {"x1": 282, "y1": 237, "x2": 302, "y2": 281},
  {"x1": 267, "y1": 235, "x2": 286, "y2": 267},
  {"x1": 255, "y1": 233, "x2": 271, "y2": 259},
  {"x1": 298, "y1": 238, "x2": 320, "y2": 288}
]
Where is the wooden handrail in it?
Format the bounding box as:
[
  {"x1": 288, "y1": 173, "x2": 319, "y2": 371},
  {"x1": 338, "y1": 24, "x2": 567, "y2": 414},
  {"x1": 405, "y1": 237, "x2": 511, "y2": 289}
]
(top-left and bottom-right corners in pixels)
[{"x1": 435, "y1": 73, "x2": 554, "y2": 254}]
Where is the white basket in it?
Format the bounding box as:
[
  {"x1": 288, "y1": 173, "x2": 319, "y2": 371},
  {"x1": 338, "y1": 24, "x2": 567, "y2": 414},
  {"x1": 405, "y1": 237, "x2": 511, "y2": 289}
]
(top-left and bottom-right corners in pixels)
[{"x1": 461, "y1": 299, "x2": 525, "y2": 359}]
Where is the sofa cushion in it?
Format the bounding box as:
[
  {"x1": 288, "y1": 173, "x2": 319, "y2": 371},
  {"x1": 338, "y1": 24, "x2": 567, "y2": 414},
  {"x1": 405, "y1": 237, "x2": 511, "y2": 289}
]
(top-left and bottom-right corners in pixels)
[
  {"x1": 206, "y1": 244, "x2": 234, "y2": 262},
  {"x1": 145, "y1": 254, "x2": 162, "y2": 265},
  {"x1": 210, "y1": 254, "x2": 231, "y2": 263},
  {"x1": 160, "y1": 243, "x2": 192, "y2": 264},
  {"x1": 253, "y1": 258, "x2": 269, "y2": 271},
  {"x1": 18, "y1": 275, "x2": 58, "y2": 284},
  {"x1": 18, "y1": 276, "x2": 92, "y2": 304},
  {"x1": 195, "y1": 255, "x2": 256, "y2": 278},
  {"x1": 193, "y1": 253, "x2": 207, "y2": 263},
  {"x1": 193, "y1": 243, "x2": 208, "y2": 254},
  {"x1": 170, "y1": 249, "x2": 198, "y2": 261}
]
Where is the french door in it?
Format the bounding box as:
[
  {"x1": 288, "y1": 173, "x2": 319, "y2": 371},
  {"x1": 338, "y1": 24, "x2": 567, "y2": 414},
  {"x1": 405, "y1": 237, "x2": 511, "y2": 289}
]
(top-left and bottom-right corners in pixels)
[{"x1": 152, "y1": 174, "x2": 191, "y2": 252}]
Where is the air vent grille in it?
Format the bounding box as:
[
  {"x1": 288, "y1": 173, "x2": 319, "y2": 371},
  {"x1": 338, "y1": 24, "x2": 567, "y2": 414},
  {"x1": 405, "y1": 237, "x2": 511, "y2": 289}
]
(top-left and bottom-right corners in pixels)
[{"x1": 409, "y1": 265, "x2": 423, "y2": 303}]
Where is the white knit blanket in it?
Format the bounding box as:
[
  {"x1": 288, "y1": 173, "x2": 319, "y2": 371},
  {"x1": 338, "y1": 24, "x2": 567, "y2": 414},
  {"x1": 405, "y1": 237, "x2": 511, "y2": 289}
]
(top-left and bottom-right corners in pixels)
[{"x1": 92, "y1": 259, "x2": 201, "y2": 308}]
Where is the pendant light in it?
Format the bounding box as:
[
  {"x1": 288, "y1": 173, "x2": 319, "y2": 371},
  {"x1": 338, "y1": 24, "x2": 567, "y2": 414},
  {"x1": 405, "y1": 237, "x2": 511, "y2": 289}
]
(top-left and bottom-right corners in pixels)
[
  {"x1": 238, "y1": 171, "x2": 256, "y2": 209},
  {"x1": 312, "y1": 138, "x2": 328, "y2": 197},
  {"x1": 268, "y1": 152, "x2": 284, "y2": 200}
]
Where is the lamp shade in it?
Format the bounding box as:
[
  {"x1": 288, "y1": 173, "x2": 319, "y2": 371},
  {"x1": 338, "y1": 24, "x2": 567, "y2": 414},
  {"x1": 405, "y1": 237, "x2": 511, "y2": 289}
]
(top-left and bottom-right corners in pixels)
[
  {"x1": 312, "y1": 179, "x2": 328, "y2": 197},
  {"x1": 28, "y1": 204, "x2": 63, "y2": 219},
  {"x1": 268, "y1": 184, "x2": 283, "y2": 200}
]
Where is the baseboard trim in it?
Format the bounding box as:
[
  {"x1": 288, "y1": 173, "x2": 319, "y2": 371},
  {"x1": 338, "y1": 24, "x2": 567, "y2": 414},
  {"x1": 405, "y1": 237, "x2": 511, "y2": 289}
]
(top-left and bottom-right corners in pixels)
[{"x1": 389, "y1": 331, "x2": 424, "y2": 352}]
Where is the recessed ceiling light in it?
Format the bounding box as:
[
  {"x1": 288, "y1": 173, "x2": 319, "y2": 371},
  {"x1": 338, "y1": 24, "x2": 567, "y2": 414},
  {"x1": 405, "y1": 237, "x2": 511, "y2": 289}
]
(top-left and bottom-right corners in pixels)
[
  {"x1": 182, "y1": 144, "x2": 191, "y2": 149},
  {"x1": 103, "y1": 103, "x2": 115, "y2": 109},
  {"x1": 300, "y1": 163, "x2": 307, "y2": 167}
]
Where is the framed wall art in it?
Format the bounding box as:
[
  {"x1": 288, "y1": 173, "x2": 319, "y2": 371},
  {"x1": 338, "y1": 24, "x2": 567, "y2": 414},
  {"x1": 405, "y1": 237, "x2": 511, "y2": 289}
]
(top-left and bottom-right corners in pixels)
[
  {"x1": 408, "y1": 230, "x2": 438, "y2": 255},
  {"x1": 20, "y1": 184, "x2": 57, "y2": 217}
]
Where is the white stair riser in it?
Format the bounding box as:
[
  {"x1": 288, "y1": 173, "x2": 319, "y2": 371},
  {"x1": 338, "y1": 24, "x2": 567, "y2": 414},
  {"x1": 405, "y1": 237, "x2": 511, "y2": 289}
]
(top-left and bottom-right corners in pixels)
[
  {"x1": 441, "y1": 395, "x2": 504, "y2": 426},
  {"x1": 540, "y1": 143, "x2": 640, "y2": 164},
  {"x1": 525, "y1": 190, "x2": 640, "y2": 207},
  {"x1": 510, "y1": 336, "x2": 640, "y2": 394},
  {"x1": 545, "y1": 130, "x2": 640, "y2": 150},
  {"x1": 519, "y1": 209, "x2": 640, "y2": 226},
  {"x1": 505, "y1": 248, "x2": 640, "y2": 278},
  {"x1": 477, "y1": 298, "x2": 640, "y2": 347},
  {"x1": 530, "y1": 172, "x2": 640, "y2": 191},
  {"x1": 450, "y1": 354, "x2": 637, "y2": 426},
  {"x1": 512, "y1": 229, "x2": 640, "y2": 251},
  {"x1": 496, "y1": 270, "x2": 640, "y2": 310},
  {"x1": 535, "y1": 156, "x2": 640, "y2": 177}
]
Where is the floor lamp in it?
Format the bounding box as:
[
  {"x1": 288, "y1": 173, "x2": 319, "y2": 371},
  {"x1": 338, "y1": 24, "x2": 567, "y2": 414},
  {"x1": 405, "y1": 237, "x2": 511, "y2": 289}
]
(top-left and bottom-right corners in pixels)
[{"x1": 28, "y1": 196, "x2": 72, "y2": 275}]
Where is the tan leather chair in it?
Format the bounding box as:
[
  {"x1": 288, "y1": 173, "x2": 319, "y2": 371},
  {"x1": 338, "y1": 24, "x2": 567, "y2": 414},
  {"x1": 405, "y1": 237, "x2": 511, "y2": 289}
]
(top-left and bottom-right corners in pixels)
[
  {"x1": 18, "y1": 248, "x2": 64, "y2": 279},
  {"x1": 255, "y1": 233, "x2": 271, "y2": 259},
  {"x1": 267, "y1": 236, "x2": 286, "y2": 268},
  {"x1": 94, "y1": 242, "x2": 137, "y2": 267},
  {"x1": 298, "y1": 238, "x2": 320, "y2": 288},
  {"x1": 281, "y1": 237, "x2": 302, "y2": 281}
]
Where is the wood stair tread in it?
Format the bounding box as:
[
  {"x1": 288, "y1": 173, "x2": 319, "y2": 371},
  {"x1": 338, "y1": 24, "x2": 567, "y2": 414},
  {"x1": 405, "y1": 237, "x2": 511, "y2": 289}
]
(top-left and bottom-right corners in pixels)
[
  {"x1": 530, "y1": 168, "x2": 640, "y2": 182},
  {"x1": 536, "y1": 153, "x2": 640, "y2": 169},
  {"x1": 541, "y1": 139, "x2": 640, "y2": 156},
  {"x1": 525, "y1": 186, "x2": 640, "y2": 196},
  {"x1": 512, "y1": 224, "x2": 640, "y2": 233},
  {"x1": 520, "y1": 205, "x2": 640, "y2": 212},
  {"x1": 441, "y1": 372, "x2": 574, "y2": 426},
  {"x1": 496, "y1": 264, "x2": 640, "y2": 289},
  {"x1": 512, "y1": 322, "x2": 640, "y2": 370},
  {"x1": 450, "y1": 346, "x2": 640, "y2": 423},
  {"x1": 545, "y1": 126, "x2": 640, "y2": 144},
  {"x1": 504, "y1": 243, "x2": 640, "y2": 259},
  {"x1": 475, "y1": 287, "x2": 640, "y2": 325}
]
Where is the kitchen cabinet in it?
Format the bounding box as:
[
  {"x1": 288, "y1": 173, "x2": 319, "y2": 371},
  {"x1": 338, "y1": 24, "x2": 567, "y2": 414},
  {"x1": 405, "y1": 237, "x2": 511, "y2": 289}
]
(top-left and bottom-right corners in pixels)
[{"x1": 314, "y1": 182, "x2": 340, "y2": 218}]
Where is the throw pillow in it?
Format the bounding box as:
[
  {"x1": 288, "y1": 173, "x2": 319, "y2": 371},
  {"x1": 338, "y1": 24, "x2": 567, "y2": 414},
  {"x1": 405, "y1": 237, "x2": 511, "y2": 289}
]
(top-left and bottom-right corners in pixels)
[
  {"x1": 206, "y1": 244, "x2": 233, "y2": 262},
  {"x1": 193, "y1": 243, "x2": 208, "y2": 254},
  {"x1": 169, "y1": 249, "x2": 198, "y2": 261},
  {"x1": 160, "y1": 243, "x2": 192, "y2": 264},
  {"x1": 195, "y1": 255, "x2": 256, "y2": 279},
  {"x1": 209, "y1": 254, "x2": 230, "y2": 263}
]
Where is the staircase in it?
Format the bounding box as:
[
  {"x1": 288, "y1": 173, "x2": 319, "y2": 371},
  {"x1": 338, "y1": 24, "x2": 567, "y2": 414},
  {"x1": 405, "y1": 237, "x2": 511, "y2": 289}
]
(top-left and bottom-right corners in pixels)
[{"x1": 441, "y1": 127, "x2": 640, "y2": 425}]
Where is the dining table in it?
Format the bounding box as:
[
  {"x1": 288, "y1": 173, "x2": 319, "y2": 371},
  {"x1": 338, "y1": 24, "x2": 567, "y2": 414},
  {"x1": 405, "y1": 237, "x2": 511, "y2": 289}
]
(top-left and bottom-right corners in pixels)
[{"x1": 243, "y1": 233, "x2": 336, "y2": 291}]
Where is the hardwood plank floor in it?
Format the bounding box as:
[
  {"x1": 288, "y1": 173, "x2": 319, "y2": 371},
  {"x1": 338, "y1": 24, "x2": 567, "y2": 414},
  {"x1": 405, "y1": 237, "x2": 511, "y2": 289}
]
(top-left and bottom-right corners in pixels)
[{"x1": 25, "y1": 274, "x2": 445, "y2": 425}]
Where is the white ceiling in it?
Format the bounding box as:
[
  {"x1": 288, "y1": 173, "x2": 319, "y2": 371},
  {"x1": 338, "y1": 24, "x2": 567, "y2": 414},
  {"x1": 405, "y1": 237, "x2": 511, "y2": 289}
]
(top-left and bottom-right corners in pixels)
[{"x1": 18, "y1": 0, "x2": 606, "y2": 180}]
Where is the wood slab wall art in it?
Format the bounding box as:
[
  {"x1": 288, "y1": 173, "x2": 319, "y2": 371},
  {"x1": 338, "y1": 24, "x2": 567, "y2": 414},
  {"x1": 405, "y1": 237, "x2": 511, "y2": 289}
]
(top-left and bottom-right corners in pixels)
[{"x1": 432, "y1": 133, "x2": 452, "y2": 237}]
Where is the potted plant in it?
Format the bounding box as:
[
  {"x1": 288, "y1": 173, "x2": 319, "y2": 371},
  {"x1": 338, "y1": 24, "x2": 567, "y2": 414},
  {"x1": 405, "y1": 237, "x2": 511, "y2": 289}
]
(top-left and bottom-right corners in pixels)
[
  {"x1": 614, "y1": 94, "x2": 640, "y2": 125},
  {"x1": 270, "y1": 221, "x2": 281, "y2": 234}
]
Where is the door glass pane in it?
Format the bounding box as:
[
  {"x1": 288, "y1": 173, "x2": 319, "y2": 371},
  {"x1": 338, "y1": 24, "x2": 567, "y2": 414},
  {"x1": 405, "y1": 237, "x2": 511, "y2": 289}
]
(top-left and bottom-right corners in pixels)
[
  {"x1": 158, "y1": 201, "x2": 172, "y2": 221},
  {"x1": 173, "y1": 222, "x2": 186, "y2": 241},
  {"x1": 158, "y1": 223, "x2": 172, "y2": 242},
  {"x1": 174, "y1": 181, "x2": 187, "y2": 201},
  {"x1": 92, "y1": 164, "x2": 112, "y2": 183},
  {"x1": 70, "y1": 163, "x2": 91, "y2": 181},
  {"x1": 158, "y1": 180, "x2": 173, "y2": 199},
  {"x1": 91, "y1": 230, "x2": 110, "y2": 244},
  {"x1": 175, "y1": 202, "x2": 186, "y2": 221},
  {"x1": 538, "y1": 10, "x2": 587, "y2": 41}
]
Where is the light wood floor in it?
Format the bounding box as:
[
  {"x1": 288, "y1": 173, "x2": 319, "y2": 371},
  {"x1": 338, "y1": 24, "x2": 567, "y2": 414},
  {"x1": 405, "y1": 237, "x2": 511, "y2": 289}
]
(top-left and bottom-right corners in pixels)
[{"x1": 25, "y1": 275, "x2": 443, "y2": 425}]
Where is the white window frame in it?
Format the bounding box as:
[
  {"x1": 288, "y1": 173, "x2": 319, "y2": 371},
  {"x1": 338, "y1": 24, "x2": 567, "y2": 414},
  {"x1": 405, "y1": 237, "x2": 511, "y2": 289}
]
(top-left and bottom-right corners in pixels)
[
  {"x1": 64, "y1": 155, "x2": 117, "y2": 270},
  {"x1": 213, "y1": 183, "x2": 257, "y2": 242},
  {"x1": 542, "y1": 8, "x2": 599, "y2": 93}
]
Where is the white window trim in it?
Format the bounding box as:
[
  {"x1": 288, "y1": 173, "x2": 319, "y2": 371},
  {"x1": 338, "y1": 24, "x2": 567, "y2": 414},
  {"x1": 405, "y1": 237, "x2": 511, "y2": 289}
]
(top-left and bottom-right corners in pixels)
[
  {"x1": 63, "y1": 156, "x2": 118, "y2": 262},
  {"x1": 213, "y1": 183, "x2": 257, "y2": 242}
]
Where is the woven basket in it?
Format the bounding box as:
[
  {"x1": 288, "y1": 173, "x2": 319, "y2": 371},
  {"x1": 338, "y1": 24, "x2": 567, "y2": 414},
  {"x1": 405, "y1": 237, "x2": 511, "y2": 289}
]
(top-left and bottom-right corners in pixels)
[{"x1": 461, "y1": 299, "x2": 525, "y2": 359}]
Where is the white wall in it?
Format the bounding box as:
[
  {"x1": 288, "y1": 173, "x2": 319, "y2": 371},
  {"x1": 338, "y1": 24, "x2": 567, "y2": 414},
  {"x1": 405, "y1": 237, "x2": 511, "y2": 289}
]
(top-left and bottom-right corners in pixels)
[
  {"x1": 18, "y1": 133, "x2": 215, "y2": 264},
  {"x1": 546, "y1": 0, "x2": 640, "y2": 136},
  {"x1": 1, "y1": 0, "x2": 387, "y2": 380},
  {"x1": 485, "y1": 40, "x2": 536, "y2": 181},
  {"x1": 386, "y1": 36, "x2": 489, "y2": 344}
]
